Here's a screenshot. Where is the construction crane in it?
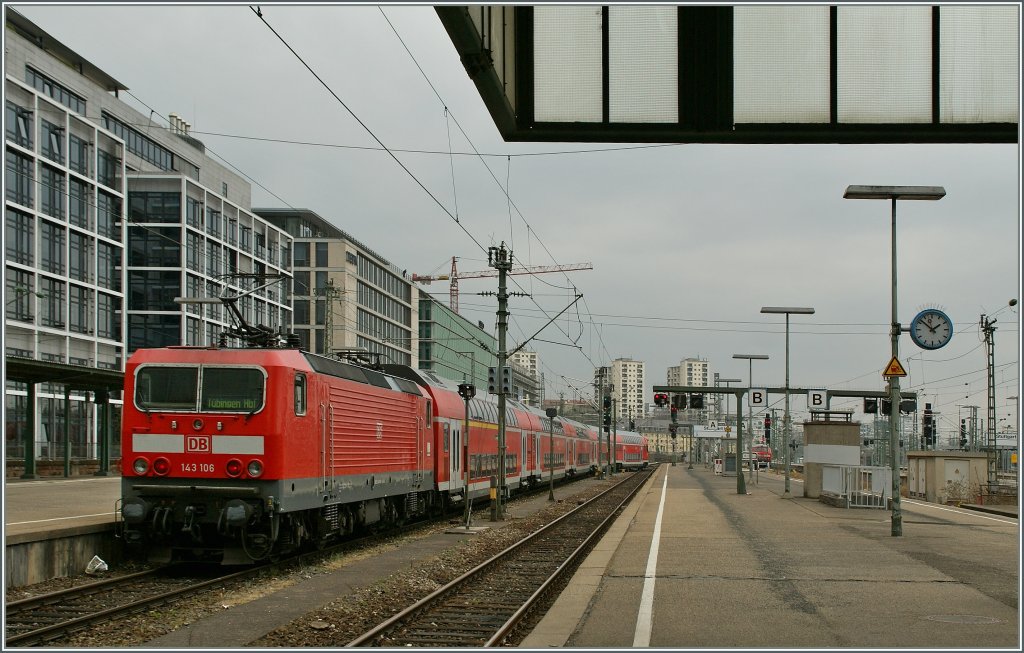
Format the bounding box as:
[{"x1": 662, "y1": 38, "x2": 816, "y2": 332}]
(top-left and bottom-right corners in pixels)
[{"x1": 412, "y1": 256, "x2": 593, "y2": 313}]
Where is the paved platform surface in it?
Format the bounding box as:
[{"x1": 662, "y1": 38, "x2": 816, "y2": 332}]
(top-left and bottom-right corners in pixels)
[
  {"x1": 523, "y1": 463, "x2": 1020, "y2": 649},
  {"x1": 4, "y1": 475, "x2": 121, "y2": 541}
]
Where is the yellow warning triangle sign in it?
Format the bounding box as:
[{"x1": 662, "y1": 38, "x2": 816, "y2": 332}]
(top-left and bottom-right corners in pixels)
[{"x1": 883, "y1": 356, "x2": 908, "y2": 377}]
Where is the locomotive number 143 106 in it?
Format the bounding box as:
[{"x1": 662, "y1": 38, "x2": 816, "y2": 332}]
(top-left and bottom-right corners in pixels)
[{"x1": 181, "y1": 462, "x2": 215, "y2": 473}]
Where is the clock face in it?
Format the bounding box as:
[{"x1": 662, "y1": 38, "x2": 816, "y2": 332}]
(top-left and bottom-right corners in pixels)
[{"x1": 910, "y1": 309, "x2": 953, "y2": 350}]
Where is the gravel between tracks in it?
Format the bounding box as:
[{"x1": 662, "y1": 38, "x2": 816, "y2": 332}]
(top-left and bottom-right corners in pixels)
[{"x1": 5, "y1": 478, "x2": 616, "y2": 648}]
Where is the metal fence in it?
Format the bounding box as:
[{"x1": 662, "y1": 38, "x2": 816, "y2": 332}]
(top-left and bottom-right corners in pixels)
[{"x1": 822, "y1": 464, "x2": 891, "y2": 509}]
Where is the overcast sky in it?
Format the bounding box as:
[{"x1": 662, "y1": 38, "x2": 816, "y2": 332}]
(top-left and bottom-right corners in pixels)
[{"x1": 12, "y1": 3, "x2": 1020, "y2": 433}]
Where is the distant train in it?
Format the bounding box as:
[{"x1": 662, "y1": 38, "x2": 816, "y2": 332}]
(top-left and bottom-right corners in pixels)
[{"x1": 118, "y1": 345, "x2": 648, "y2": 563}]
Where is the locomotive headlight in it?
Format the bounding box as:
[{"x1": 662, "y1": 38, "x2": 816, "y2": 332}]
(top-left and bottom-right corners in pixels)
[
  {"x1": 247, "y1": 459, "x2": 263, "y2": 478},
  {"x1": 153, "y1": 457, "x2": 171, "y2": 476},
  {"x1": 225, "y1": 458, "x2": 243, "y2": 477},
  {"x1": 192, "y1": 419, "x2": 203, "y2": 431},
  {"x1": 133, "y1": 457, "x2": 149, "y2": 475}
]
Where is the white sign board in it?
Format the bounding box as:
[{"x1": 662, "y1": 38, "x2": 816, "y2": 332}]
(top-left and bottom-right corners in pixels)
[
  {"x1": 807, "y1": 389, "x2": 827, "y2": 410},
  {"x1": 749, "y1": 389, "x2": 767, "y2": 408}
]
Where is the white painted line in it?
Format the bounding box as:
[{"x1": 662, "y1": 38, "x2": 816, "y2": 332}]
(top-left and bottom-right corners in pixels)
[
  {"x1": 903, "y1": 499, "x2": 1018, "y2": 525},
  {"x1": 7, "y1": 513, "x2": 113, "y2": 526},
  {"x1": 633, "y1": 469, "x2": 668, "y2": 648}
]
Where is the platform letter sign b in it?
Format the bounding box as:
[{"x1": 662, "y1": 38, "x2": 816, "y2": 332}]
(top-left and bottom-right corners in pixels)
[
  {"x1": 808, "y1": 390, "x2": 827, "y2": 410},
  {"x1": 749, "y1": 389, "x2": 767, "y2": 408}
]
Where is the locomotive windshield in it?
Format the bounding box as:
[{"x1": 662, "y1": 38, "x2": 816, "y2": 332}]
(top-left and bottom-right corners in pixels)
[{"x1": 135, "y1": 365, "x2": 266, "y2": 413}]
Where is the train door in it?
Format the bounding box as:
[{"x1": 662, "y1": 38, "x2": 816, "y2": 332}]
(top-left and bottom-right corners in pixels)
[
  {"x1": 521, "y1": 432, "x2": 527, "y2": 483},
  {"x1": 449, "y1": 419, "x2": 462, "y2": 493},
  {"x1": 319, "y1": 402, "x2": 327, "y2": 495},
  {"x1": 535, "y1": 434, "x2": 541, "y2": 478}
]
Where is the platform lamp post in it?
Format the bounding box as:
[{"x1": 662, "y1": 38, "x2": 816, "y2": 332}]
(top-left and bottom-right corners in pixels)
[
  {"x1": 457, "y1": 381, "x2": 476, "y2": 528},
  {"x1": 734, "y1": 354, "x2": 769, "y2": 482},
  {"x1": 844, "y1": 185, "x2": 945, "y2": 537},
  {"x1": 546, "y1": 407, "x2": 558, "y2": 501},
  {"x1": 760, "y1": 307, "x2": 815, "y2": 499},
  {"x1": 718, "y1": 378, "x2": 742, "y2": 473}
]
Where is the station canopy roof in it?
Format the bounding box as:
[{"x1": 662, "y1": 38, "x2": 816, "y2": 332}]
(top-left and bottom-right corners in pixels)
[{"x1": 437, "y1": 5, "x2": 1018, "y2": 144}]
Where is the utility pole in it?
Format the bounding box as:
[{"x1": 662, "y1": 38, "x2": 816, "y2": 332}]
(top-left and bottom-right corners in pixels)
[
  {"x1": 489, "y1": 244, "x2": 512, "y2": 520},
  {"x1": 981, "y1": 313, "x2": 999, "y2": 494},
  {"x1": 315, "y1": 279, "x2": 341, "y2": 355}
]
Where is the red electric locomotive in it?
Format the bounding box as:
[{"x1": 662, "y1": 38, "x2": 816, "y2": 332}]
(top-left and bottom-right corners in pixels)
[{"x1": 120, "y1": 346, "x2": 436, "y2": 563}]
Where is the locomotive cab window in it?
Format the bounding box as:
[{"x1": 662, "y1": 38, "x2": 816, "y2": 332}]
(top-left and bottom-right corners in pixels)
[
  {"x1": 135, "y1": 365, "x2": 199, "y2": 411},
  {"x1": 200, "y1": 367, "x2": 266, "y2": 413},
  {"x1": 294, "y1": 373, "x2": 307, "y2": 416}
]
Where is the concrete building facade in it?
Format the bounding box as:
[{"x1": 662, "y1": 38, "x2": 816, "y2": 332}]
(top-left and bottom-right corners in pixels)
[
  {"x1": 4, "y1": 8, "x2": 291, "y2": 466},
  {"x1": 255, "y1": 208, "x2": 416, "y2": 366},
  {"x1": 609, "y1": 357, "x2": 646, "y2": 422},
  {"x1": 417, "y1": 291, "x2": 495, "y2": 388}
]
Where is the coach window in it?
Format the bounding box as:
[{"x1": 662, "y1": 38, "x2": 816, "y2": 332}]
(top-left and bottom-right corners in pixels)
[
  {"x1": 443, "y1": 423, "x2": 450, "y2": 453},
  {"x1": 294, "y1": 373, "x2": 307, "y2": 416},
  {"x1": 425, "y1": 399, "x2": 432, "y2": 426}
]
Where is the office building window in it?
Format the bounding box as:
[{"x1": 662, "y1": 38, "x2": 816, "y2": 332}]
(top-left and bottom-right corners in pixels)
[
  {"x1": 96, "y1": 191, "x2": 121, "y2": 240},
  {"x1": 293, "y1": 270, "x2": 310, "y2": 295},
  {"x1": 293, "y1": 241, "x2": 309, "y2": 267},
  {"x1": 129, "y1": 191, "x2": 181, "y2": 223},
  {"x1": 39, "y1": 277, "x2": 65, "y2": 328},
  {"x1": 129, "y1": 226, "x2": 181, "y2": 267},
  {"x1": 5, "y1": 149, "x2": 34, "y2": 208},
  {"x1": 186, "y1": 197, "x2": 203, "y2": 228},
  {"x1": 293, "y1": 299, "x2": 310, "y2": 325},
  {"x1": 69, "y1": 179, "x2": 91, "y2": 229},
  {"x1": 97, "y1": 292, "x2": 119, "y2": 339},
  {"x1": 5, "y1": 268, "x2": 35, "y2": 322},
  {"x1": 26, "y1": 66, "x2": 87, "y2": 114},
  {"x1": 129, "y1": 270, "x2": 181, "y2": 311},
  {"x1": 40, "y1": 165, "x2": 65, "y2": 220},
  {"x1": 96, "y1": 149, "x2": 120, "y2": 189},
  {"x1": 68, "y1": 134, "x2": 89, "y2": 176},
  {"x1": 315, "y1": 242, "x2": 328, "y2": 267},
  {"x1": 5, "y1": 101, "x2": 33, "y2": 148},
  {"x1": 40, "y1": 220, "x2": 65, "y2": 274},
  {"x1": 96, "y1": 241, "x2": 120, "y2": 291},
  {"x1": 5, "y1": 208, "x2": 33, "y2": 265},
  {"x1": 69, "y1": 231, "x2": 91, "y2": 282},
  {"x1": 69, "y1": 283, "x2": 91, "y2": 333},
  {"x1": 128, "y1": 313, "x2": 180, "y2": 351},
  {"x1": 40, "y1": 119, "x2": 64, "y2": 165},
  {"x1": 101, "y1": 112, "x2": 173, "y2": 171}
]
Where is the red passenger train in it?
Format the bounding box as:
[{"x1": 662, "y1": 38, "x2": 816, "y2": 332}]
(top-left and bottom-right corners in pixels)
[{"x1": 119, "y1": 345, "x2": 648, "y2": 564}]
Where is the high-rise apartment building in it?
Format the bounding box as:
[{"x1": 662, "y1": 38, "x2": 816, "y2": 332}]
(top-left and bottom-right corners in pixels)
[
  {"x1": 667, "y1": 357, "x2": 709, "y2": 388},
  {"x1": 609, "y1": 357, "x2": 646, "y2": 421},
  {"x1": 255, "y1": 208, "x2": 416, "y2": 366}
]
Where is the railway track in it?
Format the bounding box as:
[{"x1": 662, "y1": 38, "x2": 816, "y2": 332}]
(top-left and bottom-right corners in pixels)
[
  {"x1": 3, "y1": 565, "x2": 254, "y2": 647},
  {"x1": 346, "y1": 466, "x2": 655, "y2": 647},
  {"x1": 4, "y1": 470, "x2": 600, "y2": 648}
]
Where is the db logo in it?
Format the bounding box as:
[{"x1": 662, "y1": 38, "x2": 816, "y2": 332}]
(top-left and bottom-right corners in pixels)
[{"x1": 186, "y1": 436, "x2": 211, "y2": 453}]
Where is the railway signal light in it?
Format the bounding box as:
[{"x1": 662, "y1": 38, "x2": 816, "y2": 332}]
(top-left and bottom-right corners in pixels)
[
  {"x1": 653, "y1": 392, "x2": 669, "y2": 407},
  {"x1": 670, "y1": 406, "x2": 678, "y2": 423},
  {"x1": 764, "y1": 415, "x2": 772, "y2": 441},
  {"x1": 881, "y1": 399, "x2": 892, "y2": 416},
  {"x1": 864, "y1": 398, "x2": 878, "y2": 414},
  {"x1": 960, "y1": 419, "x2": 968, "y2": 449},
  {"x1": 487, "y1": 367, "x2": 497, "y2": 394},
  {"x1": 602, "y1": 395, "x2": 612, "y2": 427},
  {"x1": 672, "y1": 394, "x2": 687, "y2": 410},
  {"x1": 629, "y1": 419, "x2": 635, "y2": 431},
  {"x1": 457, "y1": 383, "x2": 476, "y2": 400},
  {"x1": 669, "y1": 423, "x2": 677, "y2": 439},
  {"x1": 501, "y1": 366, "x2": 512, "y2": 394},
  {"x1": 689, "y1": 394, "x2": 704, "y2": 409},
  {"x1": 922, "y1": 403, "x2": 934, "y2": 447}
]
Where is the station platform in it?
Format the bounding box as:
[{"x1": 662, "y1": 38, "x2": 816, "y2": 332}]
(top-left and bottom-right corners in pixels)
[
  {"x1": 522, "y1": 463, "x2": 1019, "y2": 649},
  {"x1": 3, "y1": 475, "x2": 122, "y2": 587}
]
